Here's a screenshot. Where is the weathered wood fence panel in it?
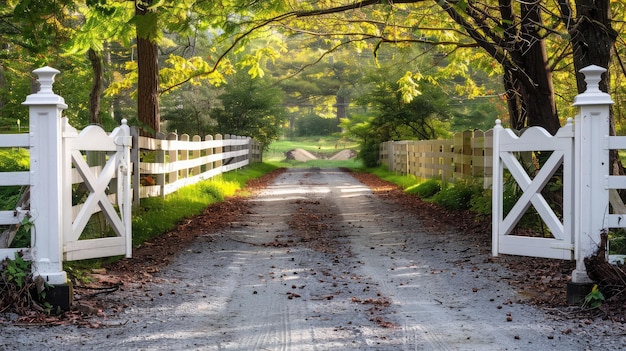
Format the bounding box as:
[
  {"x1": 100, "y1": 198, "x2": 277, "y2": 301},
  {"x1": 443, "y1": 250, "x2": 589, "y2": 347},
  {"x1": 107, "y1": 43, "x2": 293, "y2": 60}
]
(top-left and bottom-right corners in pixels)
[{"x1": 379, "y1": 130, "x2": 491, "y2": 186}]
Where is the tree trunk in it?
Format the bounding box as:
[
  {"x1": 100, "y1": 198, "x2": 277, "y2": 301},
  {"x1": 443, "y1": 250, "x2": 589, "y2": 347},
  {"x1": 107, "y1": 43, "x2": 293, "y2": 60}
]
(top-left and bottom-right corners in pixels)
[
  {"x1": 569, "y1": 0, "x2": 616, "y2": 94},
  {"x1": 568, "y1": 0, "x2": 621, "y2": 175},
  {"x1": 335, "y1": 94, "x2": 347, "y2": 130},
  {"x1": 502, "y1": 68, "x2": 524, "y2": 130},
  {"x1": 440, "y1": 0, "x2": 561, "y2": 134},
  {"x1": 505, "y1": 1, "x2": 559, "y2": 134},
  {"x1": 88, "y1": 48, "x2": 103, "y2": 125},
  {"x1": 136, "y1": 1, "x2": 160, "y2": 136}
]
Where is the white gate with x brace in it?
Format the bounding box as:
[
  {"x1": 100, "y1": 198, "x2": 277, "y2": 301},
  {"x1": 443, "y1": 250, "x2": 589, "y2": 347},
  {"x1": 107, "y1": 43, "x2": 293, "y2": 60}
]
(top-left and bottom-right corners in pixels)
[
  {"x1": 20, "y1": 67, "x2": 133, "y2": 286},
  {"x1": 492, "y1": 119, "x2": 575, "y2": 260},
  {"x1": 492, "y1": 65, "x2": 626, "y2": 283},
  {"x1": 62, "y1": 119, "x2": 132, "y2": 261}
]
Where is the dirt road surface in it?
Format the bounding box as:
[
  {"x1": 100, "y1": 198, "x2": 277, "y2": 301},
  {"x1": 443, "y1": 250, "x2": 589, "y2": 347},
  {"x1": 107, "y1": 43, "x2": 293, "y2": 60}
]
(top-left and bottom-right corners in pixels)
[{"x1": 2, "y1": 168, "x2": 625, "y2": 350}]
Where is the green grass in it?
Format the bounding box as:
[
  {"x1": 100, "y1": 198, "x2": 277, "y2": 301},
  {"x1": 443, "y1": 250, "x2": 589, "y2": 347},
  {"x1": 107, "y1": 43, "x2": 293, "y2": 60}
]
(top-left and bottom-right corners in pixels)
[
  {"x1": 265, "y1": 136, "x2": 359, "y2": 164},
  {"x1": 366, "y1": 166, "x2": 420, "y2": 189},
  {"x1": 131, "y1": 162, "x2": 279, "y2": 246}
]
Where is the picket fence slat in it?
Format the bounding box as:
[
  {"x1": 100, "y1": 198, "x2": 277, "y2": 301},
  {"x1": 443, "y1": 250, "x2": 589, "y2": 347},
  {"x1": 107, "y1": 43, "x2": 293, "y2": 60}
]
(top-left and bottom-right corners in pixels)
[
  {"x1": 138, "y1": 136, "x2": 248, "y2": 151},
  {"x1": 498, "y1": 235, "x2": 574, "y2": 260},
  {"x1": 149, "y1": 151, "x2": 219, "y2": 170},
  {"x1": 608, "y1": 135, "x2": 626, "y2": 149},
  {"x1": 139, "y1": 152, "x2": 225, "y2": 173},
  {"x1": 607, "y1": 175, "x2": 626, "y2": 189}
]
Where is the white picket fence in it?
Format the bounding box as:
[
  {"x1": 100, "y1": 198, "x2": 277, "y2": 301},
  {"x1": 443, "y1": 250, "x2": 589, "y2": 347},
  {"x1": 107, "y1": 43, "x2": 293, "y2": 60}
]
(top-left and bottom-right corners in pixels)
[
  {"x1": 132, "y1": 131, "x2": 261, "y2": 203},
  {"x1": 492, "y1": 65, "x2": 624, "y2": 283},
  {"x1": 0, "y1": 67, "x2": 262, "y2": 285}
]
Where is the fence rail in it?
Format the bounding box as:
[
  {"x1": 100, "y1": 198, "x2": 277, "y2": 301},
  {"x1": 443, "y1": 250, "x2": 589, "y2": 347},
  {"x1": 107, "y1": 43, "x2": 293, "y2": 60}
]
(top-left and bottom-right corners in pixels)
[
  {"x1": 132, "y1": 130, "x2": 262, "y2": 203},
  {"x1": 379, "y1": 129, "x2": 493, "y2": 187}
]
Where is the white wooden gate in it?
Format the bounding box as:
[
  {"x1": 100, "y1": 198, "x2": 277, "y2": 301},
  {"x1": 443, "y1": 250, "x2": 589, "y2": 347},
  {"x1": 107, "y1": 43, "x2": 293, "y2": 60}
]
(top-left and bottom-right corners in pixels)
[
  {"x1": 62, "y1": 119, "x2": 132, "y2": 261},
  {"x1": 492, "y1": 119, "x2": 575, "y2": 260}
]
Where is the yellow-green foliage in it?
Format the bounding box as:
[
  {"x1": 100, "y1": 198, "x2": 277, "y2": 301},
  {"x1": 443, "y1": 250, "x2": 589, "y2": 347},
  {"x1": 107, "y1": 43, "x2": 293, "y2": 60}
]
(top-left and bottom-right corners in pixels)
[{"x1": 0, "y1": 148, "x2": 29, "y2": 171}]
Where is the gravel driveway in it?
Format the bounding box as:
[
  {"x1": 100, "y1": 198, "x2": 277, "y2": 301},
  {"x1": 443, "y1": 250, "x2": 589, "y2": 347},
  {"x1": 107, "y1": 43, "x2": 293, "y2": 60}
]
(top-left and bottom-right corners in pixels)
[{"x1": 2, "y1": 167, "x2": 625, "y2": 350}]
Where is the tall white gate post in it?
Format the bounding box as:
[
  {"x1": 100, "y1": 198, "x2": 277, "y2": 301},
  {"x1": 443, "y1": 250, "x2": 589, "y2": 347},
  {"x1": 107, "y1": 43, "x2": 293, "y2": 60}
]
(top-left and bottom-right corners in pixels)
[
  {"x1": 572, "y1": 65, "x2": 613, "y2": 283},
  {"x1": 22, "y1": 67, "x2": 69, "y2": 288}
]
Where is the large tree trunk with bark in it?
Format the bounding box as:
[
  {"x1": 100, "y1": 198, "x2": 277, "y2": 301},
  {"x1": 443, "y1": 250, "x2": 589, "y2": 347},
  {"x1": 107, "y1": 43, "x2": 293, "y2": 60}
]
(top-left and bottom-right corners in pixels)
[
  {"x1": 136, "y1": 1, "x2": 160, "y2": 136},
  {"x1": 88, "y1": 48, "x2": 103, "y2": 125},
  {"x1": 439, "y1": 0, "x2": 561, "y2": 134},
  {"x1": 567, "y1": 0, "x2": 621, "y2": 175},
  {"x1": 502, "y1": 1, "x2": 559, "y2": 134},
  {"x1": 568, "y1": 0, "x2": 616, "y2": 94}
]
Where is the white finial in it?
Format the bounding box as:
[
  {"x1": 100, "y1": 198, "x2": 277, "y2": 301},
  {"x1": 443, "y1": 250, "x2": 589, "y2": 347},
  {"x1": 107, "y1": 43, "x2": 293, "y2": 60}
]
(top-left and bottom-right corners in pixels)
[
  {"x1": 573, "y1": 65, "x2": 613, "y2": 106},
  {"x1": 33, "y1": 66, "x2": 60, "y2": 95},
  {"x1": 23, "y1": 67, "x2": 67, "y2": 107},
  {"x1": 580, "y1": 65, "x2": 605, "y2": 94}
]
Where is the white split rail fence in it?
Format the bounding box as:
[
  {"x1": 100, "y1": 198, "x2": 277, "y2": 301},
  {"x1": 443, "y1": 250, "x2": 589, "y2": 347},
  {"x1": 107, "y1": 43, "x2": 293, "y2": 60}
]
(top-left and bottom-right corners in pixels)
[{"x1": 0, "y1": 67, "x2": 262, "y2": 286}]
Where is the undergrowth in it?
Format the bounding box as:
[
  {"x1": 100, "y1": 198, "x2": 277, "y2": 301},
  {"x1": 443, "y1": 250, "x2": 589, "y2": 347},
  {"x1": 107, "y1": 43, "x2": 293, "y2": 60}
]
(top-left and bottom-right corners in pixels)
[{"x1": 0, "y1": 252, "x2": 54, "y2": 315}]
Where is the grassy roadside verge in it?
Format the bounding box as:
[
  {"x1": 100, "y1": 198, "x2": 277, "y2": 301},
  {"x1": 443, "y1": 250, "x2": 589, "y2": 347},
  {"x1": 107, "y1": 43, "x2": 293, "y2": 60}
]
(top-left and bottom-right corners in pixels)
[{"x1": 131, "y1": 162, "x2": 279, "y2": 247}]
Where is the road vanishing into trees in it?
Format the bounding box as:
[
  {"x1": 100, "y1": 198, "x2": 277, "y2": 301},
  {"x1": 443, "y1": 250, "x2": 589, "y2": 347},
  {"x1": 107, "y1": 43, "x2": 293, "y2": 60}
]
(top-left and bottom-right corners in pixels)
[{"x1": 2, "y1": 168, "x2": 624, "y2": 350}]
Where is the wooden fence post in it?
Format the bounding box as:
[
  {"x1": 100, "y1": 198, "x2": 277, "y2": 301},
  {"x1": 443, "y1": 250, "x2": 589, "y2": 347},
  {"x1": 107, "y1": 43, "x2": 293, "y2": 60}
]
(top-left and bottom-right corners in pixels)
[
  {"x1": 215, "y1": 134, "x2": 223, "y2": 169},
  {"x1": 224, "y1": 134, "x2": 231, "y2": 166},
  {"x1": 454, "y1": 130, "x2": 473, "y2": 179},
  {"x1": 192, "y1": 135, "x2": 201, "y2": 176},
  {"x1": 483, "y1": 129, "x2": 494, "y2": 188},
  {"x1": 23, "y1": 67, "x2": 71, "y2": 308},
  {"x1": 167, "y1": 132, "x2": 178, "y2": 187},
  {"x1": 180, "y1": 134, "x2": 190, "y2": 179},
  {"x1": 155, "y1": 132, "x2": 166, "y2": 197},
  {"x1": 205, "y1": 134, "x2": 214, "y2": 173},
  {"x1": 246, "y1": 137, "x2": 253, "y2": 163},
  {"x1": 572, "y1": 65, "x2": 614, "y2": 283}
]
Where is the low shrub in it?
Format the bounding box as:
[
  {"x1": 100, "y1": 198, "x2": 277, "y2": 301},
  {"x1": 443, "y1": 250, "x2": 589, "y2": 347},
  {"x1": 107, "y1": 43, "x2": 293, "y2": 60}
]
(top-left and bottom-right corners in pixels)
[
  {"x1": 431, "y1": 179, "x2": 483, "y2": 211},
  {"x1": 406, "y1": 179, "x2": 441, "y2": 198}
]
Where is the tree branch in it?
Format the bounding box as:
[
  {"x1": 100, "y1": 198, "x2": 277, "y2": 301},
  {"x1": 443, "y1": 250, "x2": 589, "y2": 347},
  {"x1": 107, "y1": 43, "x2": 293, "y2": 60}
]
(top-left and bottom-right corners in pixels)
[{"x1": 293, "y1": 0, "x2": 426, "y2": 18}]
